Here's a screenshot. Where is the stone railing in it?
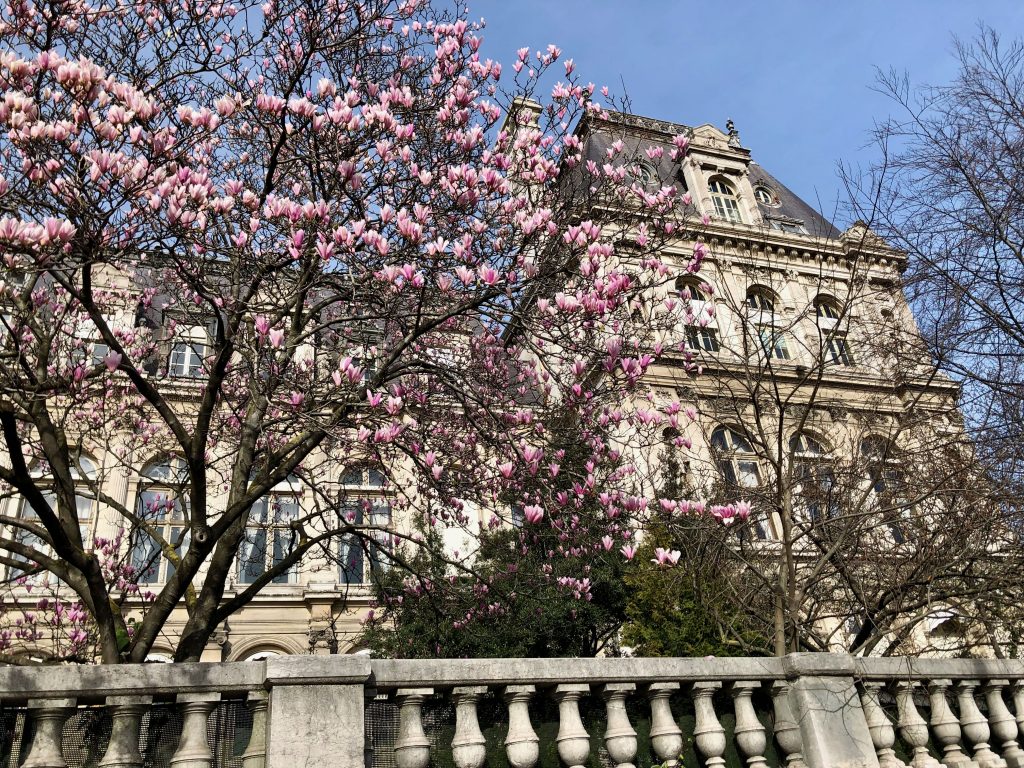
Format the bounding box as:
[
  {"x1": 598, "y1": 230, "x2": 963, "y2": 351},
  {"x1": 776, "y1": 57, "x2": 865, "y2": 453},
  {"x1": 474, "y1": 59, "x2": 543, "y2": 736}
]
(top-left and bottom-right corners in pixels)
[{"x1": 2, "y1": 654, "x2": 1024, "y2": 767}]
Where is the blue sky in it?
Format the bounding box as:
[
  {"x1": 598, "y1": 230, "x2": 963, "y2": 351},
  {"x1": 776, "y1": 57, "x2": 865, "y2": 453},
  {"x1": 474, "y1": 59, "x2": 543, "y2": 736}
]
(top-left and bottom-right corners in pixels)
[{"x1": 470, "y1": 1, "x2": 1024, "y2": 225}]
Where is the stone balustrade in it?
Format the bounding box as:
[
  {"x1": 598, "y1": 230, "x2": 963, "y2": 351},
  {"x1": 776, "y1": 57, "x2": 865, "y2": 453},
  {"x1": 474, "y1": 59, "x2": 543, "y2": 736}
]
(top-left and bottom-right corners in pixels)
[{"x1": 1, "y1": 654, "x2": 1024, "y2": 767}]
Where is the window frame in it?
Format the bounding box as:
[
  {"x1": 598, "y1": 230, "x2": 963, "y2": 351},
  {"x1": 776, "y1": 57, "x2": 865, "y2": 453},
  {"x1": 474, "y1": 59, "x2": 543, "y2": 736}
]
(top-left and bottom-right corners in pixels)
[
  {"x1": 131, "y1": 457, "x2": 190, "y2": 585},
  {"x1": 337, "y1": 466, "x2": 393, "y2": 585},
  {"x1": 237, "y1": 476, "x2": 304, "y2": 586},
  {"x1": 708, "y1": 177, "x2": 744, "y2": 223}
]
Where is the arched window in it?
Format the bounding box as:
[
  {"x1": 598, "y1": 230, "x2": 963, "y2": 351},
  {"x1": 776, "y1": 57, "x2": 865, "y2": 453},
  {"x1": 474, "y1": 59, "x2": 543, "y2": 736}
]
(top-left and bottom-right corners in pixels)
[
  {"x1": 815, "y1": 297, "x2": 854, "y2": 366},
  {"x1": 238, "y1": 475, "x2": 303, "y2": 585},
  {"x1": 676, "y1": 276, "x2": 719, "y2": 353},
  {"x1": 746, "y1": 286, "x2": 777, "y2": 313},
  {"x1": 17, "y1": 455, "x2": 99, "y2": 522},
  {"x1": 131, "y1": 457, "x2": 189, "y2": 584},
  {"x1": 711, "y1": 427, "x2": 760, "y2": 488},
  {"x1": 754, "y1": 185, "x2": 777, "y2": 206},
  {"x1": 746, "y1": 287, "x2": 791, "y2": 360},
  {"x1": 708, "y1": 177, "x2": 743, "y2": 223},
  {"x1": 790, "y1": 433, "x2": 836, "y2": 521},
  {"x1": 338, "y1": 466, "x2": 392, "y2": 585}
]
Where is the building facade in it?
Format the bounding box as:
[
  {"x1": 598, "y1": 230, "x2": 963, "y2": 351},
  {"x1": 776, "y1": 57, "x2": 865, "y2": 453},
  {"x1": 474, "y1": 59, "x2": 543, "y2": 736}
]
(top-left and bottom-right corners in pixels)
[{"x1": 1, "y1": 108, "x2": 987, "y2": 662}]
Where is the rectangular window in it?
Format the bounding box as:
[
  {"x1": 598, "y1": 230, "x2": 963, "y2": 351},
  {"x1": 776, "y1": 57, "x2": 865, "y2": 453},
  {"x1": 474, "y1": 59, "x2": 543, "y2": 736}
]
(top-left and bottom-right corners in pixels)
[
  {"x1": 758, "y1": 326, "x2": 791, "y2": 360},
  {"x1": 169, "y1": 342, "x2": 206, "y2": 377},
  {"x1": 825, "y1": 334, "x2": 854, "y2": 366},
  {"x1": 338, "y1": 502, "x2": 391, "y2": 584},
  {"x1": 238, "y1": 495, "x2": 299, "y2": 585},
  {"x1": 687, "y1": 326, "x2": 720, "y2": 353},
  {"x1": 131, "y1": 525, "x2": 187, "y2": 584},
  {"x1": 713, "y1": 196, "x2": 742, "y2": 223}
]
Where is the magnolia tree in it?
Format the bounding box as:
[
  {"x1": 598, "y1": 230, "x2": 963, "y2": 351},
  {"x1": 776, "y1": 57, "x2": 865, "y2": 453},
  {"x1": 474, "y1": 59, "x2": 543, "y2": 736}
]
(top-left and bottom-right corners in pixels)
[{"x1": 0, "y1": 0, "x2": 703, "y2": 662}]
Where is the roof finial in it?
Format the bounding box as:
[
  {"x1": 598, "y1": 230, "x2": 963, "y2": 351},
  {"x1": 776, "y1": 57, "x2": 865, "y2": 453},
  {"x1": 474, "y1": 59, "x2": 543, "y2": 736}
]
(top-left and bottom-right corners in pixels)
[{"x1": 725, "y1": 118, "x2": 741, "y2": 147}]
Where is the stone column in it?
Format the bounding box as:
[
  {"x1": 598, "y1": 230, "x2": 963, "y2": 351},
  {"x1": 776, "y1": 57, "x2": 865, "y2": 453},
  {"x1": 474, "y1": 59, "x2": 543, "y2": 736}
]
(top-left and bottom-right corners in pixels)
[
  {"x1": 451, "y1": 686, "x2": 487, "y2": 768},
  {"x1": 771, "y1": 681, "x2": 807, "y2": 768},
  {"x1": 647, "y1": 682, "x2": 683, "y2": 768},
  {"x1": 957, "y1": 680, "x2": 1006, "y2": 768},
  {"x1": 553, "y1": 684, "x2": 591, "y2": 768},
  {"x1": 927, "y1": 679, "x2": 972, "y2": 768},
  {"x1": 21, "y1": 699, "x2": 74, "y2": 768},
  {"x1": 692, "y1": 682, "x2": 726, "y2": 768},
  {"x1": 240, "y1": 691, "x2": 268, "y2": 768},
  {"x1": 731, "y1": 681, "x2": 769, "y2": 768},
  {"x1": 169, "y1": 694, "x2": 218, "y2": 768},
  {"x1": 394, "y1": 688, "x2": 433, "y2": 768},
  {"x1": 99, "y1": 696, "x2": 151, "y2": 768},
  {"x1": 602, "y1": 683, "x2": 637, "y2": 768},
  {"x1": 895, "y1": 681, "x2": 941, "y2": 768},
  {"x1": 503, "y1": 685, "x2": 539, "y2": 768},
  {"x1": 983, "y1": 681, "x2": 1024, "y2": 768},
  {"x1": 860, "y1": 682, "x2": 906, "y2": 768}
]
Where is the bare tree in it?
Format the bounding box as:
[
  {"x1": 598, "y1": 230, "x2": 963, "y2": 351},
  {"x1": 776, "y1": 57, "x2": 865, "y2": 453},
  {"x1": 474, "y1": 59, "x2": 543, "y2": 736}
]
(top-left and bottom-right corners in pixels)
[
  {"x1": 640, "y1": 226, "x2": 1019, "y2": 657},
  {"x1": 844, "y1": 26, "x2": 1024, "y2": 513}
]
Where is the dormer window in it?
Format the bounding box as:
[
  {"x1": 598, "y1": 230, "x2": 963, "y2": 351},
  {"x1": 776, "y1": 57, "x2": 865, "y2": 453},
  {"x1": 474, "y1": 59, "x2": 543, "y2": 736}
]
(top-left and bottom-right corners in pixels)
[
  {"x1": 754, "y1": 185, "x2": 777, "y2": 206},
  {"x1": 709, "y1": 178, "x2": 743, "y2": 223},
  {"x1": 768, "y1": 218, "x2": 807, "y2": 235}
]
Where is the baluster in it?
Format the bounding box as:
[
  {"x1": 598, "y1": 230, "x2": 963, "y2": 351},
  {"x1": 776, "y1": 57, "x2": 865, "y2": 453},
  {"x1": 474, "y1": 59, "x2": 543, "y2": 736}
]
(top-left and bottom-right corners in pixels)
[
  {"x1": 602, "y1": 683, "x2": 637, "y2": 768},
  {"x1": 99, "y1": 696, "x2": 151, "y2": 768},
  {"x1": 394, "y1": 688, "x2": 433, "y2": 768},
  {"x1": 169, "y1": 694, "x2": 218, "y2": 768},
  {"x1": 770, "y1": 681, "x2": 807, "y2": 768},
  {"x1": 503, "y1": 685, "x2": 540, "y2": 768},
  {"x1": 895, "y1": 681, "x2": 941, "y2": 768},
  {"x1": 22, "y1": 699, "x2": 74, "y2": 768},
  {"x1": 553, "y1": 684, "x2": 591, "y2": 768},
  {"x1": 861, "y1": 682, "x2": 907, "y2": 768},
  {"x1": 928, "y1": 679, "x2": 973, "y2": 768},
  {"x1": 646, "y1": 682, "x2": 683, "y2": 768},
  {"x1": 240, "y1": 691, "x2": 268, "y2": 768},
  {"x1": 692, "y1": 682, "x2": 727, "y2": 768},
  {"x1": 732, "y1": 681, "x2": 769, "y2": 768},
  {"x1": 984, "y1": 681, "x2": 1024, "y2": 768},
  {"x1": 452, "y1": 686, "x2": 487, "y2": 768},
  {"x1": 1013, "y1": 684, "x2": 1024, "y2": 749},
  {"x1": 957, "y1": 681, "x2": 1007, "y2": 768}
]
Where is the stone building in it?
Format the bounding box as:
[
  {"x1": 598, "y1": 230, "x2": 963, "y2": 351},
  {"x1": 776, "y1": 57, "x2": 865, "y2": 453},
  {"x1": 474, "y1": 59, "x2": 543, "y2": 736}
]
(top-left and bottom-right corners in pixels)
[{"x1": 0, "y1": 108, "x2": 987, "y2": 662}]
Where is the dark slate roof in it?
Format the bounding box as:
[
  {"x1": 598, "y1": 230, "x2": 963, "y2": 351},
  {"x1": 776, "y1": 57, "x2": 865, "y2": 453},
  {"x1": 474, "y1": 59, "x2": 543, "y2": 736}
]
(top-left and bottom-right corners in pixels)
[{"x1": 748, "y1": 163, "x2": 841, "y2": 239}]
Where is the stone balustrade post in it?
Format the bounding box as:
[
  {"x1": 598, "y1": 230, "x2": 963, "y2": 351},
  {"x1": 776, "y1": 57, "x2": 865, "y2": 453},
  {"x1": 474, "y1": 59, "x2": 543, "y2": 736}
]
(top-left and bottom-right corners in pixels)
[
  {"x1": 503, "y1": 684, "x2": 540, "y2": 768},
  {"x1": 860, "y1": 682, "x2": 906, "y2": 768},
  {"x1": 646, "y1": 682, "x2": 683, "y2": 768},
  {"x1": 601, "y1": 683, "x2": 637, "y2": 768},
  {"x1": 771, "y1": 681, "x2": 807, "y2": 768},
  {"x1": 926, "y1": 679, "x2": 972, "y2": 768},
  {"x1": 21, "y1": 699, "x2": 74, "y2": 768},
  {"x1": 451, "y1": 686, "x2": 487, "y2": 768},
  {"x1": 783, "y1": 653, "x2": 878, "y2": 768},
  {"x1": 731, "y1": 681, "x2": 769, "y2": 768},
  {"x1": 984, "y1": 681, "x2": 1024, "y2": 768},
  {"x1": 240, "y1": 691, "x2": 268, "y2": 768},
  {"x1": 895, "y1": 681, "x2": 941, "y2": 768},
  {"x1": 98, "y1": 696, "x2": 151, "y2": 768},
  {"x1": 394, "y1": 688, "x2": 433, "y2": 768},
  {"x1": 169, "y1": 694, "x2": 219, "y2": 768},
  {"x1": 264, "y1": 655, "x2": 370, "y2": 768},
  {"x1": 692, "y1": 682, "x2": 727, "y2": 768},
  {"x1": 957, "y1": 681, "x2": 1006, "y2": 768},
  {"x1": 553, "y1": 684, "x2": 591, "y2": 768}
]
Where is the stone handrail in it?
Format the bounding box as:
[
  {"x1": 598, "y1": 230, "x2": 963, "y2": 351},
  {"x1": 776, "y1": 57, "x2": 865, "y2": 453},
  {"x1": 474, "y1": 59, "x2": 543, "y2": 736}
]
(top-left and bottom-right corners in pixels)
[{"x1": 0, "y1": 654, "x2": 1023, "y2": 768}]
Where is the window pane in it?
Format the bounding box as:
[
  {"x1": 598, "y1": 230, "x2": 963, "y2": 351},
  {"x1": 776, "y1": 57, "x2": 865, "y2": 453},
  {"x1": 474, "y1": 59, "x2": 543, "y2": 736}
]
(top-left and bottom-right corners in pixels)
[
  {"x1": 339, "y1": 536, "x2": 364, "y2": 584},
  {"x1": 238, "y1": 528, "x2": 267, "y2": 584},
  {"x1": 132, "y1": 532, "x2": 161, "y2": 584},
  {"x1": 272, "y1": 530, "x2": 294, "y2": 584}
]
